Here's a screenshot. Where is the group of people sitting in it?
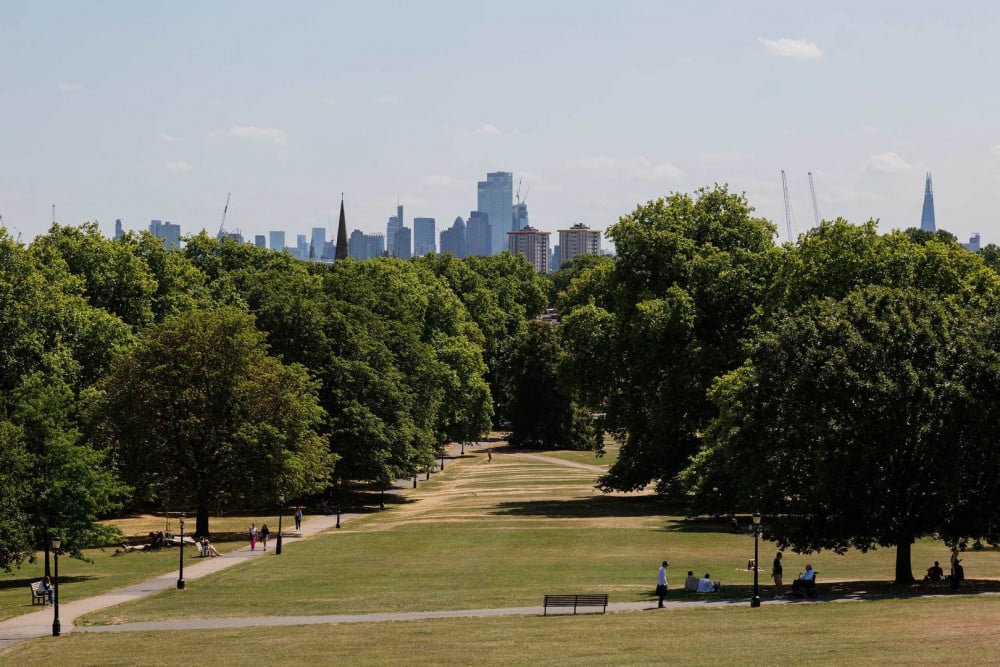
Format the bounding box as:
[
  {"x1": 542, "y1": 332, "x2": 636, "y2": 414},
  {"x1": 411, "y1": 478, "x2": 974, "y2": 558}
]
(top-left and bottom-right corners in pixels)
[
  {"x1": 684, "y1": 571, "x2": 722, "y2": 593},
  {"x1": 120, "y1": 531, "x2": 168, "y2": 553}
]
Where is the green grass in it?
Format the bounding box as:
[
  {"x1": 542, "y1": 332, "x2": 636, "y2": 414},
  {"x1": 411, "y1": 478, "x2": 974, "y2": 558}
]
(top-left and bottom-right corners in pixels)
[{"x1": 9, "y1": 595, "x2": 1000, "y2": 666}]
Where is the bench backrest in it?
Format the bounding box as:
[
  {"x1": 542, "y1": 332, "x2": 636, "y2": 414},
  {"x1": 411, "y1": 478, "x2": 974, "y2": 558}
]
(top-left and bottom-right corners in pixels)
[{"x1": 544, "y1": 594, "x2": 608, "y2": 605}]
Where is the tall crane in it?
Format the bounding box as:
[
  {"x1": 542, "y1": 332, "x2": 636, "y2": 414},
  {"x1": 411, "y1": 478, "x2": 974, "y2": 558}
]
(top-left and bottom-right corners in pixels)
[
  {"x1": 216, "y1": 193, "x2": 231, "y2": 240},
  {"x1": 808, "y1": 172, "x2": 821, "y2": 227},
  {"x1": 781, "y1": 170, "x2": 795, "y2": 243}
]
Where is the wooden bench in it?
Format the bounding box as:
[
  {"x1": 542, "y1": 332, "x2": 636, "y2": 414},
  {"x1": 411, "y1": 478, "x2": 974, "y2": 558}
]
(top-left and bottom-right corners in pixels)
[
  {"x1": 30, "y1": 581, "x2": 49, "y2": 606},
  {"x1": 791, "y1": 574, "x2": 819, "y2": 599},
  {"x1": 543, "y1": 594, "x2": 608, "y2": 615}
]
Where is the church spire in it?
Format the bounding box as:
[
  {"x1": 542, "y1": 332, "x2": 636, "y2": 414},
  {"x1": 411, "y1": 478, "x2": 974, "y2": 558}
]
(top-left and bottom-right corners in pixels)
[{"x1": 335, "y1": 193, "x2": 349, "y2": 261}]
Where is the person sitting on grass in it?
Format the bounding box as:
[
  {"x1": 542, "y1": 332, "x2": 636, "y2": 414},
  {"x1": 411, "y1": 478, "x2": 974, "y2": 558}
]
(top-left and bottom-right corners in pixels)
[
  {"x1": 684, "y1": 571, "x2": 700, "y2": 592},
  {"x1": 925, "y1": 561, "x2": 944, "y2": 582},
  {"x1": 697, "y1": 573, "x2": 718, "y2": 593},
  {"x1": 792, "y1": 565, "x2": 817, "y2": 593},
  {"x1": 200, "y1": 537, "x2": 222, "y2": 557}
]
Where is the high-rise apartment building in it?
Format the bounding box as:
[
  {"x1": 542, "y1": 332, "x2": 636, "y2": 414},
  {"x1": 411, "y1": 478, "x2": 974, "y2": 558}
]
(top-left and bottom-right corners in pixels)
[
  {"x1": 269, "y1": 231, "x2": 285, "y2": 252},
  {"x1": 413, "y1": 217, "x2": 436, "y2": 256},
  {"x1": 387, "y1": 204, "x2": 404, "y2": 256},
  {"x1": 149, "y1": 219, "x2": 181, "y2": 249},
  {"x1": 921, "y1": 173, "x2": 936, "y2": 233},
  {"x1": 508, "y1": 226, "x2": 550, "y2": 273},
  {"x1": 558, "y1": 223, "x2": 602, "y2": 266},
  {"x1": 477, "y1": 172, "x2": 512, "y2": 255},
  {"x1": 466, "y1": 211, "x2": 492, "y2": 257},
  {"x1": 440, "y1": 217, "x2": 467, "y2": 258}
]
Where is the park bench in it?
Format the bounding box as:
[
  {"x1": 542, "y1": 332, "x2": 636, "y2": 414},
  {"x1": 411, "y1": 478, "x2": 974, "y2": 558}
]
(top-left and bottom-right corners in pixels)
[
  {"x1": 30, "y1": 581, "x2": 48, "y2": 605},
  {"x1": 542, "y1": 593, "x2": 608, "y2": 615},
  {"x1": 791, "y1": 574, "x2": 819, "y2": 599}
]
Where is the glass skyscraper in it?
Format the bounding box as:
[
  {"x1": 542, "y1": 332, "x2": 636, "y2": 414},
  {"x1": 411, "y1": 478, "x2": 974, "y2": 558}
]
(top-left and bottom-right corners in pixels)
[
  {"x1": 477, "y1": 172, "x2": 512, "y2": 255},
  {"x1": 920, "y1": 173, "x2": 936, "y2": 233},
  {"x1": 413, "y1": 217, "x2": 436, "y2": 256}
]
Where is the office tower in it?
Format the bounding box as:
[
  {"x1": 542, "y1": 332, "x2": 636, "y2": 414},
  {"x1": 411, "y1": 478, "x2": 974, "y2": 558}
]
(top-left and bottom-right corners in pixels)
[
  {"x1": 254, "y1": 235, "x2": 266, "y2": 248},
  {"x1": 550, "y1": 245, "x2": 560, "y2": 272},
  {"x1": 149, "y1": 219, "x2": 181, "y2": 249},
  {"x1": 395, "y1": 226, "x2": 412, "y2": 260},
  {"x1": 114, "y1": 218, "x2": 123, "y2": 240},
  {"x1": 921, "y1": 173, "x2": 936, "y2": 233},
  {"x1": 310, "y1": 227, "x2": 325, "y2": 260},
  {"x1": 558, "y1": 223, "x2": 602, "y2": 266},
  {"x1": 365, "y1": 233, "x2": 385, "y2": 258},
  {"x1": 413, "y1": 217, "x2": 436, "y2": 256},
  {"x1": 324, "y1": 240, "x2": 334, "y2": 259},
  {"x1": 297, "y1": 234, "x2": 308, "y2": 259},
  {"x1": 387, "y1": 204, "x2": 403, "y2": 256},
  {"x1": 962, "y1": 233, "x2": 981, "y2": 252},
  {"x1": 477, "y1": 171, "x2": 513, "y2": 255},
  {"x1": 513, "y1": 202, "x2": 529, "y2": 231},
  {"x1": 269, "y1": 231, "x2": 285, "y2": 252},
  {"x1": 507, "y1": 226, "x2": 550, "y2": 273},
  {"x1": 335, "y1": 198, "x2": 350, "y2": 261},
  {"x1": 440, "y1": 216, "x2": 467, "y2": 258},
  {"x1": 466, "y1": 211, "x2": 492, "y2": 257},
  {"x1": 219, "y1": 231, "x2": 243, "y2": 243},
  {"x1": 349, "y1": 229, "x2": 365, "y2": 259}
]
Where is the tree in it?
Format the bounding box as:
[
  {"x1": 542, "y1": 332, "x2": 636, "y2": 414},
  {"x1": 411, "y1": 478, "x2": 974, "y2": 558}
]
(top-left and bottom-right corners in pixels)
[
  {"x1": 686, "y1": 287, "x2": 1000, "y2": 582},
  {"x1": 94, "y1": 307, "x2": 335, "y2": 536}
]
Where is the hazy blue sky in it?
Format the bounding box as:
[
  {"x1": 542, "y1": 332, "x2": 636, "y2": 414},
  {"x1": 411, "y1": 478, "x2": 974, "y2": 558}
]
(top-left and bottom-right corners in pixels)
[{"x1": 3, "y1": 1, "x2": 1000, "y2": 246}]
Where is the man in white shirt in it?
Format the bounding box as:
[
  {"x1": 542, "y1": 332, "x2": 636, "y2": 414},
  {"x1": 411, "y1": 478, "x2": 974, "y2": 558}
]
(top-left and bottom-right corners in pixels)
[
  {"x1": 697, "y1": 573, "x2": 716, "y2": 593},
  {"x1": 656, "y1": 561, "x2": 669, "y2": 607}
]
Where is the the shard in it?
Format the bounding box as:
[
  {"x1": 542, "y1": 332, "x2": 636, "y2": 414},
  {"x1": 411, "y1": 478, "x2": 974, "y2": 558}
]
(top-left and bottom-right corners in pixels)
[
  {"x1": 335, "y1": 196, "x2": 349, "y2": 261},
  {"x1": 920, "y1": 173, "x2": 936, "y2": 233}
]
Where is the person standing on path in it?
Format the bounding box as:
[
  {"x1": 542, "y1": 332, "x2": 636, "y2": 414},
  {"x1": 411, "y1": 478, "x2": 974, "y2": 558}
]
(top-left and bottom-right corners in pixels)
[
  {"x1": 656, "y1": 560, "x2": 669, "y2": 608},
  {"x1": 295, "y1": 508, "x2": 303, "y2": 531},
  {"x1": 249, "y1": 523, "x2": 258, "y2": 551},
  {"x1": 260, "y1": 523, "x2": 270, "y2": 551},
  {"x1": 772, "y1": 551, "x2": 784, "y2": 599}
]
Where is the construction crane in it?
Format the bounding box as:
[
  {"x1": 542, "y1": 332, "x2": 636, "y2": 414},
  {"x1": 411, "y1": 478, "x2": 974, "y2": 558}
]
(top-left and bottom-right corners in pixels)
[
  {"x1": 515, "y1": 178, "x2": 529, "y2": 205},
  {"x1": 808, "y1": 172, "x2": 821, "y2": 226},
  {"x1": 216, "y1": 193, "x2": 231, "y2": 240},
  {"x1": 781, "y1": 170, "x2": 795, "y2": 243}
]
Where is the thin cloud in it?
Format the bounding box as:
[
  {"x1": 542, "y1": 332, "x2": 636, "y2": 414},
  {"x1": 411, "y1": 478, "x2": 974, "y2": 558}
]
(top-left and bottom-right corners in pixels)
[
  {"x1": 323, "y1": 97, "x2": 337, "y2": 106},
  {"x1": 423, "y1": 174, "x2": 460, "y2": 188},
  {"x1": 164, "y1": 161, "x2": 192, "y2": 172},
  {"x1": 865, "y1": 151, "x2": 913, "y2": 174},
  {"x1": 759, "y1": 37, "x2": 824, "y2": 61},
  {"x1": 160, "y1": 133, "x2": 183, "y2": 143},
  {"x1": 210, "y1": 126, "x2": 288, "y2": 145},
  {"x1": 57, "y1": 83, "x2": 83, "y2": 93},
  {"x1": 571, "y1": 155, "x2": 684, "y2": 182}
]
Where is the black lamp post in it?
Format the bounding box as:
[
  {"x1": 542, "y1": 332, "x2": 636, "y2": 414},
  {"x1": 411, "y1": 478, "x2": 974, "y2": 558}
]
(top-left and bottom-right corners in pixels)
[
  {"x1": 276, "y1": 495, "x2": 284, "y2": 555},
  {"x1": 336, "y1": 505, "x2": 341, "y2": 529},
  {"x1": 51, "y1": 536, "x2": 61, "y2": 637},
  {"x1": 177, "y1": 515, "x2": 185, "y2": 590},
  {"x1": 460, "y1": 442, "x2": 465, "y2": 456},
  {"x1": 751, "y1": 511, "x2": 762, "y2": 608},
  {"x1": 440, "y1": 450, "x2": 445, "y2": 470}
]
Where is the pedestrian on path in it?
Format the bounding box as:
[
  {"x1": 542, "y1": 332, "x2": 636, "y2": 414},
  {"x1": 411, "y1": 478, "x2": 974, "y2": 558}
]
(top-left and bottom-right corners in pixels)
[
  {"x1": 295, "y1": 508, "x2": 303, "y2": 531},
  {"x1": 249, "y1": 523, "x2": 258, "y2": 551},
  {"x1": 772, "y1": 551, "x2": 784, "y2": 599},
  {"x1": 488, "y1": 449, "x2": 492, "y2": 463},
  {"x1": 656, "y1": 560, "x2": 669, "y2": 608},
  {"x1": 260, "y1": 523, "x2": 270, "y2": 550}
]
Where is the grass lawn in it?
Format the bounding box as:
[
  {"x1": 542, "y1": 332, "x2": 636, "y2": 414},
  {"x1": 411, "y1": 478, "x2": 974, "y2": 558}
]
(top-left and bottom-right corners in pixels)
[
  {"x1": 77, "y1": 450, "x2": 1000, "y2": 626},
  {"x1": 520, "y1": 442, "x2": 621, "y2": 468},
  {"x1": 0, "y1": 513, "x2": 301, "y2": 623},
  {"x1": 10, "y1": 595, "x2": 1000, "y2": 666}
]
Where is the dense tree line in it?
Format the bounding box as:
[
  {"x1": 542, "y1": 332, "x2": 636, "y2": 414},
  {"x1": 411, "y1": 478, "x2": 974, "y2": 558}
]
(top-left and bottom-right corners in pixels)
[{"x1": 0, "y1": 223, "x2": 546, "y2": 570}]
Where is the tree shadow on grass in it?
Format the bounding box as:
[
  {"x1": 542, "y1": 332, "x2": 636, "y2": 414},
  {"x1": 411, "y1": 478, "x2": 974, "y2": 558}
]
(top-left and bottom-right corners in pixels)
[
  {"x1": 492, "y1": 495, "x2": 676, "y2": 519},
  {"x1": 0, "y1": 575, "x2": 96, "y2": 590},
  {"x1": 656, "y1": 579, "x2": 1000, "y2": 604}
]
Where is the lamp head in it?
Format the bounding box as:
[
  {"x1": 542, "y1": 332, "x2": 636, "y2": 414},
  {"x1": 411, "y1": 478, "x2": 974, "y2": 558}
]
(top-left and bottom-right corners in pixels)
[
  {"x1": 52, "y1": 536, "x2": 61, "y2": 550},
  {"x1": 752, "y1": 511, "x2": 762, "y2": 526}
]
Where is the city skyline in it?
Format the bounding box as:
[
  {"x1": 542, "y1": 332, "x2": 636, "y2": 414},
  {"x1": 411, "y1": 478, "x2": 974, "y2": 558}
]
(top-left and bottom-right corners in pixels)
[{"x1": 5, "y1": 3, "x2": 1000, "y2": 247}]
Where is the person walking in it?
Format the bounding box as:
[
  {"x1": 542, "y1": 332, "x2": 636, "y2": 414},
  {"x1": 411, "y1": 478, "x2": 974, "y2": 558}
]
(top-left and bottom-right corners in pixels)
[
  {"x1": 249, "y1": 523, "x2": 258, "y2": 551},
  {"x1": 260, "y1": 523, "x2": 270, "y2": 551},
  {"x1": 294, "y1": 508, "x2": 303, "y2": 531},
  {"x1": 656, "y1": 560, "x2": 669, "y2": 608},
  {"x1": 772, "y1": 551, "x2": 784, "y2": 599},
  {"x1": 950, "y1": 548, "x2": 963, "y2": 590}
]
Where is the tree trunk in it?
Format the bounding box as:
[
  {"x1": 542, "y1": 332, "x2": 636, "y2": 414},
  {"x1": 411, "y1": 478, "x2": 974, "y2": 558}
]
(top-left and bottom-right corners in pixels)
[
  {"x1": 196, "y1": 497, "x2": 210, "y2": 538},
  {"x1": 895, "y1": 538, "x2": 914, "y2": 584},
  {"x1": 43, "y1": 546, "x2": 50, "y2": 578}
]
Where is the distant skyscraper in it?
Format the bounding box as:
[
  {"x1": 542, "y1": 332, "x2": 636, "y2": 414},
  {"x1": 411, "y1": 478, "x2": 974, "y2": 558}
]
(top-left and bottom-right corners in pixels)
[
  {"x1": 297, "y1": 234, "x2": 308, "y2": 259},
  {"x1": 269, "y1": 231, "x2": 285, "y2": 252},
  {"x1": 413, "y1": 217, "x2": 436, "y2": 256},
  {"x1": 466, "y1": 211, "x2": 492, "y2": 257},
  {"x1": 558, "y1": 223, "x2": 602, "y2": 266},
  {"x1": 550, "y1": 245, "x2": 560, "y2": 272},
  {"x1": 395, "y1": 227, "x2": 412, "y2": 260},
  {"x1": 440, "y1": 216, "x2": 467, "y2": 258},
  {"x1": 335, "y1": 198, "x2": 350, "y2": 261},
  {"x1": 512, "y1": 202, "x2": 529, "y2": 231},
  {"x1": 114, "y1": 218, "x2": 123, "y2": 240},
  {"x1": 962, "y1": 233, "x2": 981, "y2": 253},
  {"x1": 310, "y1": 227, "x2": 326, "y2": 260},
  {"x1": 387, "y1": 204, "x2": 403, "y2": 256},
  {"x1": 349, "y1": 229, "x2": 365, "y2": 259},
  {"x1": 508, "y1": 226, "x2": 550, "y2": 273},
  {"x1": 149, "y1": 219, "x2": 181, "y2": 249},
  {"x1": 478, "y1": 172, "x2": 513, "y2": 255},
  {"x1": 365, "y1": 233, "x2": 385, "y2": 258},
  {"x1": 921, "y1": 173, "x2": 936, "y2": 233},
  {"x1": 254, "y1": 235, "x2": 266, "y2": 248}
]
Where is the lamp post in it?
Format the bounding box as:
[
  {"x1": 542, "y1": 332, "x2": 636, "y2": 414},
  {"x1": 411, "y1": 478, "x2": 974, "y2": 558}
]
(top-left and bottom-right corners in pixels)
[
  {"x1": 51, "y1": 536, "x2": 61, "y2": 637},
  {"x1": 177, "y1": 515, "x2": 185, "y2": 590},
  {"x1": 276, "y1": 495, "x2": 284, "y2": 555},
  {"x1": 751, "y1": 511, "x2": 762, "y2": 608},
  {"x1": 440, "y1": 450, "x2": 445, "y2": 470}
]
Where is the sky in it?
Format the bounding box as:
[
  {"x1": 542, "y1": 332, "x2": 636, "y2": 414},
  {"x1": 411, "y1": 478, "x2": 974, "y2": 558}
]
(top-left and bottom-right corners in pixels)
[{"x1": 3, "y1": 1, "x2": 1000, "y2": 248}]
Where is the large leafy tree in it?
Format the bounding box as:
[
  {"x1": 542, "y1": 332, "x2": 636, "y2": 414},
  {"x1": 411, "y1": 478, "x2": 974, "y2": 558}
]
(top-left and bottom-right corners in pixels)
[
  {"x1": 687, "y1": 287, "x2": 1000, "y2": 582},
  {"x1": 94, "y1": 307, "x2": 334, "y2": 536},
  {"x1": 560, "y1": 186, "x2": 777, "y2": 492}
]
